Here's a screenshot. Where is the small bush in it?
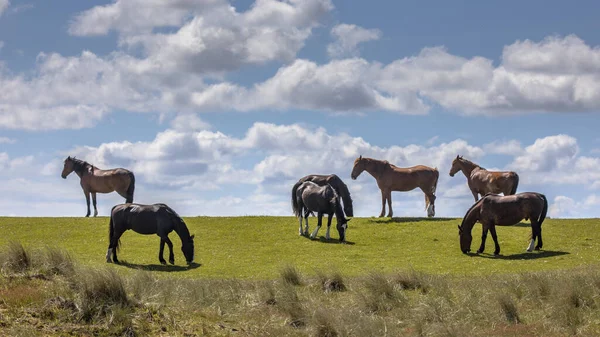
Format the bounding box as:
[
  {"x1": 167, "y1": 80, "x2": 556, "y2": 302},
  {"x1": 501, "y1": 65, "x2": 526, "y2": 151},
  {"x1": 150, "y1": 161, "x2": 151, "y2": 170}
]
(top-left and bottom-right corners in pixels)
[{"x1": 280, "y1": 264, "x2": 302, "y2": 286}]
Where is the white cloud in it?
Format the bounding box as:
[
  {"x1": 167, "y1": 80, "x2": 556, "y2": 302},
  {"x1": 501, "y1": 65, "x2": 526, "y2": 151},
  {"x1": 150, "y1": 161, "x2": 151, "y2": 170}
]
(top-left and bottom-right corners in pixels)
[
  {"x1": 0, "y1": 0, "x2": 9, "y2": 16},
  {"x1": 327, "y1": 23, "x2": 381, "y2": 58},
  {"x1": 510, "y1": 135, "x2": 578, "y2": 172},
  {"x1": 483, "y1": 139, "x2": 523, "y2": 156},
  {"x1": 549, "y1": 194, "x2": 600, "y2": 218},
  {"x1": 0, "y1": 136, "x2": 15, "y2": 144},
  {"x1": 170, "y1": 114, "x2": 211, "y2": 131}
]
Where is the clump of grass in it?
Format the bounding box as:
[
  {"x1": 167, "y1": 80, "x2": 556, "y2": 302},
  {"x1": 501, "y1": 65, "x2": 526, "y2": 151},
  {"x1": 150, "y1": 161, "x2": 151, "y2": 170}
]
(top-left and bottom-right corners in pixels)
[
  {"x1": 39, "y1": 246, "x2": 75, "y2": 277},
  {"x1": 497, "y1": 293, "x2": 521, "y2": 324},
  {"x1": 394, "y1": 268, "x2": 430, "y2": 293},
  {"x1": 257, "y1": 280, "x2": 277, "y2": 305},
  {"x1": 317, "y1": 269, "x2": 346, "y2": 293},
  {"x1": 360, "y1": 271, "x2": 405, "y2": 313},
  {"x1": 312, "y1": 308, "x2": 340, "y2": 337},
  {"x1": 1, "y1": 241, "x2": 31, "y2": 274},
  {"x1": 280, "y1": 264, "x2": 302, "y2": 286},
  {"x1": 73, "y1": 267, "x2": 131, "y2": 322},
  {"x1": 276, "y1": 283, "x2": 306, "y2": 328}
]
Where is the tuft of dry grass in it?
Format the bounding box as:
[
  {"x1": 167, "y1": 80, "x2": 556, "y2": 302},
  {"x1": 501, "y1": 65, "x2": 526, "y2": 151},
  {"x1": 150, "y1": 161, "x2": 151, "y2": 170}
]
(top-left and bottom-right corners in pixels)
[
  {"x1": 1, "y1": 241, "x2": 31, "y2": 274},
  {"x1": 280, "y1": 264, "x2": 303, "y2": 286},
  {"x1": 316, "y1": 269, "x2": 346, "y2": 293}
]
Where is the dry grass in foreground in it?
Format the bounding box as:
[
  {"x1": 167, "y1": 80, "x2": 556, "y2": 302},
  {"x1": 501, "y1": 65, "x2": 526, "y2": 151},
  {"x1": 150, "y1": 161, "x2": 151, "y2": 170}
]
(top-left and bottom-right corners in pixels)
[{"x1": 1, "y1": 241, "x2": 600, "y2": 337}]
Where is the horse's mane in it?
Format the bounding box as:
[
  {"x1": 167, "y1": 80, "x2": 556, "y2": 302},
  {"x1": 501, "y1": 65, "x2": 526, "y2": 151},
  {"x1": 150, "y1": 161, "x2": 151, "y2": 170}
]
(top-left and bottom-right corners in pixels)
[
  {"x1": 458, "y1": 157, "x2": 486, "y2": 170},
  {"x1": 69, "y1": 157, "x2": 94, "y2": 175},
  {"x1": 328, "y1": 174, "x2": 353, "y2": 205},
  {"x1": 460, "y1": 197, "x2": 485, "y2": 229}
]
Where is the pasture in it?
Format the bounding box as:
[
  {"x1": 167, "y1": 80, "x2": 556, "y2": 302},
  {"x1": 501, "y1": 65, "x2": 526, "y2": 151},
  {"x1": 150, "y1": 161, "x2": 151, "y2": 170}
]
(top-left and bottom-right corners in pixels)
[
  {"x1": 1, "y1": 216, "x2": 599, "y2": 279},
  {"x1": 3, "y1": 216, "x2": 600, "y2": 336}
]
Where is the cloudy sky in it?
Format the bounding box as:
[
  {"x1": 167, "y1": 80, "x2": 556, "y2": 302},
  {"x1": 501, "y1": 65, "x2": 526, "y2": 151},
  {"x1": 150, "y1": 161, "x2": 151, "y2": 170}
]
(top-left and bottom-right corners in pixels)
[{"x1": 1, "y1": 0, "x2": 600, "y2": 218}]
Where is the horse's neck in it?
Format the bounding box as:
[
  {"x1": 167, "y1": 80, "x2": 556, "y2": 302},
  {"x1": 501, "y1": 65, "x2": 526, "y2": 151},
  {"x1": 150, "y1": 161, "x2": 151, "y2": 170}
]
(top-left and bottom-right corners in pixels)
[
  {"x1": 173, "y1": 220, "x2": 191, "y2": 240},
  {"x1": 364, "y1": 160, "x2": 385, "y2": 179},
  {"x1": 460, "y1": 161, "x2": 479, "y2": 177}
]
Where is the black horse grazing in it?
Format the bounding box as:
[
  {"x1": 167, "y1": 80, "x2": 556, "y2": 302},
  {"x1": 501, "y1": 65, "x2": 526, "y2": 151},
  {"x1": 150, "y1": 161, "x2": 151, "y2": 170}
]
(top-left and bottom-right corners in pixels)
[
  {"x1": 106, "y1": 203, "x2": 195, "y2": 265},
  {"x1": 292, "y1": 181, "x2": 350, "y2": 243},
  {"x1": 458, "y1": 192, "x2": 548, "y2": 256},
  {"x1": 292, "y1": 174, "x2": 354, "y2": 217}
]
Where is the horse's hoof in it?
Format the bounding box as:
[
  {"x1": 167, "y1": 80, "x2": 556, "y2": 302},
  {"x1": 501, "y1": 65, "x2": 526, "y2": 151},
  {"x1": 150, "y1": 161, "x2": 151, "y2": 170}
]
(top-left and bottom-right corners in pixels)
[
  {"x1": 160, "y1": 260, "x2": 166, "y2": 265},
  {"x1": 476, "y1": 249, "x2": 483, "y2": 254},
  {"x1": 169, "y1": 260, "x2": 175, "y2": 265}
]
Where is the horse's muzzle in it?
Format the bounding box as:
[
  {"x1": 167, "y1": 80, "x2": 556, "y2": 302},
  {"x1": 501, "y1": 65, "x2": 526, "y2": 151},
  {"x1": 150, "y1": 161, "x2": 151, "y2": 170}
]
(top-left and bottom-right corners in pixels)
[{"x1": 61, "y1": 175, "x2": 66, "y2": 179}]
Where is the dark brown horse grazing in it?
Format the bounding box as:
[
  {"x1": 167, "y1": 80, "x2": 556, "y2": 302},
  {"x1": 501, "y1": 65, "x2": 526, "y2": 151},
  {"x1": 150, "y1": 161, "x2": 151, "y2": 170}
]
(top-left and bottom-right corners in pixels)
[
  {"x1": 292, "y1": 181, "x2": 350, "y2": 243},
  {"x1": 292, "y1": 174, "x2": 353, "y2": 217},
  {"x1": 350, "y1": 156, "x2": 439, "y2": 218},
  {"x1": 106, "y1": 203, "x2": 195, "y2": 265},
  {"x1": 449, "y1": 155, "x2": 519, "y2": 202},
  {"x1": 61, "y1": 156, "x2": 135, "y2": 217},
  {"x1": 458, "y1": 192, "x2": 548, "y2": 256}
]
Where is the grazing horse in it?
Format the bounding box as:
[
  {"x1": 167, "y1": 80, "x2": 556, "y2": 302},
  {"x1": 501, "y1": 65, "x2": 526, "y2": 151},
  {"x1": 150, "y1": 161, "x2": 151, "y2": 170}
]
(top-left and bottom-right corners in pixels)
[
  {"x1": 106, "y1": 203, "x2": 195, "y2": 265},
  {"x1": 350, "y1": 156, "x2": 439, "y2": 218},
  {"x1": 292, "y1": 181, "x2": 350, "y2": 243},
  {"x1": 449, "y1": 155, "x2": 519, "y2": 202},
  {"x1": 458, "y1": 192, "x2": 548, "y2": 256},
  {"x1": 61, "y1": 156, "x2": 135, "y2": 217},
  {"x1": 292, "y1": 174, "x2": 354, "y2": 217}
]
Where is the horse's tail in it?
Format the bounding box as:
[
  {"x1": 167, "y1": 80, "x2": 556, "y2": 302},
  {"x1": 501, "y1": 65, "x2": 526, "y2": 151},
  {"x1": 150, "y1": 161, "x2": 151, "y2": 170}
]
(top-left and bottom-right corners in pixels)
[
  {"x1": 126, "y1": 171, "x2": 135, "y2": 203},
  {"x1": 538, "y1": 193, "x2": 548, "y2": 225},
  {"x1": 291, "y1": 181, "x2": 303, "y2": 217},
  {"x1": 425, "y1": 168, "x2": 440, "y2": 210},
  {"x1": 509, "y1": 172, "x2": 519, "y2": 195}
]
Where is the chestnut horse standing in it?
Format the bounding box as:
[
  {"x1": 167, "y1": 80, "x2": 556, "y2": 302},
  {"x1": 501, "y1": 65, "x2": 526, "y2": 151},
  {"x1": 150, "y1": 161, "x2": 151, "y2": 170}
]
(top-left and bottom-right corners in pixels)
[
  {"x1": 61, "y1": 156, "x2": 135, "y2": 217},
  {"x1": 449, "y1": 155, "x2": 519, "y2": 202},
  {"x1": 350, "y1": 156, "x2": 439, "y2": 218}
]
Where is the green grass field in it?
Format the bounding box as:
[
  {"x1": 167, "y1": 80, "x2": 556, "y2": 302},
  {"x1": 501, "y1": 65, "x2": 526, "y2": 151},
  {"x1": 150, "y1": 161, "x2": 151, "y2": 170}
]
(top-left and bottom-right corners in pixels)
[{"x1": 1, "y1": 216, "x2": 599, "y2": 279}]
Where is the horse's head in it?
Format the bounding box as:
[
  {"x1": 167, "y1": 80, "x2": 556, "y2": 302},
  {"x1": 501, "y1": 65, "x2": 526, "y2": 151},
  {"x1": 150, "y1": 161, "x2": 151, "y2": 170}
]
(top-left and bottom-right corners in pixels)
[
  {"x1": 449, "y1": 155, "x2": 463, "y2": 177},
  {"x1": 181, "y1": 234, "x2": 195, "y2": 265},
  {"x1": 336, "y1": 217, "x2": 351, "y2": 243},
  {"x1": 350, "y1": 155, "x2": 365, "y2": 180},
  {"x1": 61, "y1": 156, "x2": 75, "y2": 179},
  {"x1": 458, "y1": 224, "x2": 471, "y2": 254}
]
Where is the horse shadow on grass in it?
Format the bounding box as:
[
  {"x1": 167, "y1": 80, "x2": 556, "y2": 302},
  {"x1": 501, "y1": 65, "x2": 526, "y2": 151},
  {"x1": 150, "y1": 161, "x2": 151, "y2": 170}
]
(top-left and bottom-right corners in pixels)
[
  {"x1": 467, "y1": 250, "x2": 569, "y2": 260},
  {"x1": 369, "y1": 217, "x2": 456, "y2": 224},
  {"x1": 300, "y1": 234, "x2": 356, "y2": 245},
  {"x1": 116, "y1": 260, "x2": 202, "y2": 272}
]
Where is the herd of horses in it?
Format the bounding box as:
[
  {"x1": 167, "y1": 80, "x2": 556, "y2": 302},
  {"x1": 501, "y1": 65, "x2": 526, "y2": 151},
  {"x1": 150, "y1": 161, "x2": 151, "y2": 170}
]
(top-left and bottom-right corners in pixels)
[{"x1": 60, "y1": 153, "x2": 549, "y2": 266}]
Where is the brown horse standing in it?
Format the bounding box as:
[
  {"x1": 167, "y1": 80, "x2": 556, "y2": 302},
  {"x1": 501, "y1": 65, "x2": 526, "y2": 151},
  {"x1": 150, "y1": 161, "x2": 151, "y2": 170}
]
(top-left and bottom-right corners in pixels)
[
  {"x1": 61, "y1": 156, "x2": 135, "y2": 217},
  {"x1": 449, "y1": 155, "x2": 519, "y2": 202},
  {"x1": 350, "y1": 156, "x2": 439, "y2": 218},
  {"x1": 458, "y1": 192, "x2": 548, "y2": 256}
]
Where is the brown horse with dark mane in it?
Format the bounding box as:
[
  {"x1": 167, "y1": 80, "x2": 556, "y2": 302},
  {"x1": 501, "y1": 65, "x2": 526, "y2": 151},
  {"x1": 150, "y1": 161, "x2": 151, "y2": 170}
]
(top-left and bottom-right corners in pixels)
[
  {"x1": 350, "y1": 156, "x2": 439, "y2": 218},
  {"x1": 61, "y1": 156, "x2": 135, "y2": 217},
  {"x1": 458, "y1": 192, "x2": 548, "y2": 256},
  {"x1": 292, "y1": 174, "x2": 353, "y2": 217},
  {"x1": 449, "y1": 155, "x2": 519, "y2": 202}
]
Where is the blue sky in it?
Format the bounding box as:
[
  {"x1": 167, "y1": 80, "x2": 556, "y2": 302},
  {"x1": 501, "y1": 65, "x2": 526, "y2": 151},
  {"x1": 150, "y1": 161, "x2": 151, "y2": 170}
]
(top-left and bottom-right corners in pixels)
[{"x1": 1, "y1": 0, "x2": 599, "y2": 218}]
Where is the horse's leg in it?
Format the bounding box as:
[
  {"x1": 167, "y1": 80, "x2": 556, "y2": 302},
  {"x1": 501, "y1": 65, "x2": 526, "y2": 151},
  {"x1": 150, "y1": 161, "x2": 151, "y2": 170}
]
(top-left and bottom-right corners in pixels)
[
  {"x1": 92, "y1": 192, "x2": 98, "y2": 217},
  {"x1": 310, "y1": 212, "x2": 323, "y2": 239},
  {"x1": 420, "y1": 187, "x2": 436, "y2": 217},
  {"x1": 159, "y1": 238, "x2": 167, "y2": 265},
  {"x1": 536, "y1": 223, "x2": 543, "y2": 250},
  {"x1": 471, "y1": 188, "x2": 479, "y2": 202},
  {"x1": 84, "y1": 190, "x2": 91, "y2": 217},
  {"x1": 325, "y1": 213, "x2": 333, "y2": 240},
  {"x1": 304, "y1": 209, "x2": 310, "y2": 236},
  {"x1": 386, "y1": 190, "x2": 393, "y2": 218},
  {"x1": 298, "y1": 214, "x2": 303, "y2": 236},
  {"x1": 527, "y1": 220, "x2": 541, "y2": 252},
  {"x1": 164, "y1": 236, "x2": 175, "y2": 264},
  {"x1": 477, "y1": 226, "x2": 489, "y2": 254},
  {"x1": 489, "y1": 225, "x2": 501, "y2": 255},
  {"x1": 379, "y1": 189, "x2": 386, "y2": 218},
  {"x1": 110, "y1": 230, "x2": 125, "y2": 264}
]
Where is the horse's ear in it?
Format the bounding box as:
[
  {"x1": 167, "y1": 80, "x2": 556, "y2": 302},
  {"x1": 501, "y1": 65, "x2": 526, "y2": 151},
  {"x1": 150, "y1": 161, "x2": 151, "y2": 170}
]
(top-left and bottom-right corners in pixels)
[
  {"x1": 359, "y1": 155, "x2": 362, "y2": 160},
  {"x1": 190, "y1": 234, "x2": 195, "y2": 239},
  {"x1": 456, "y1": 155, "x2": 459, "y2": 160}
]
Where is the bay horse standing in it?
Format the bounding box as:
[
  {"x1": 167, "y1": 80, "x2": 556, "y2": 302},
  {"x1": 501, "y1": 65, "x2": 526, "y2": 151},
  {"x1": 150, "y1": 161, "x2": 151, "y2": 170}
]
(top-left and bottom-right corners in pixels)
[
  {"x1": 106, "y1": 203, "x2": 195, "y2": 265},
  {"x1": 458, "y1": 192, "x2": 548, "y2": 256},
  {"x1": 350, "y1": 156, "x2": 439, "y2": 218},
  {"x1": 292, "y1": 181, "x2": 350, "y2": 243},
  {"x1": 292, "y1": 174, "x2": 353, "y2": 217},
  {"x1": 61, "y1": 156, "x2": 135, "y2": 217},
  {"x1": 449, "y1": 155, "x2": 519, "y2": 202}
]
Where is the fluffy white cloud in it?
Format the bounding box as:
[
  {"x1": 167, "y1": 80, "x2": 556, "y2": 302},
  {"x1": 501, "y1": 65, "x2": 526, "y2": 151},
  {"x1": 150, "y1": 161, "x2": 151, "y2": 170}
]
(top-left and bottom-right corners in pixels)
[
  {"x1": 549, "y1": 194, "x2": 600, "y2": 218},
  {"x1": 483, "y1": 140, "x2": 523, "y2": 156},
  {"x1": 0, "y1": 0, "x2": 8, "y2": 16},
  {"x1": 510, "y1": 135, "x2": 578, "y2": 172},
  {"x1": 327, "y1": 23, "x2": 381, "y2": 58}
]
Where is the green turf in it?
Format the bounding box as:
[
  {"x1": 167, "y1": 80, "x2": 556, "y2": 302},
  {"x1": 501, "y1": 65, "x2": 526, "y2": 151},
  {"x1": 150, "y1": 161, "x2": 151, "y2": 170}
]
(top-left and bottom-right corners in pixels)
[{"x1": 1, "y1": 216, "x2": 599, "y2": 280}]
